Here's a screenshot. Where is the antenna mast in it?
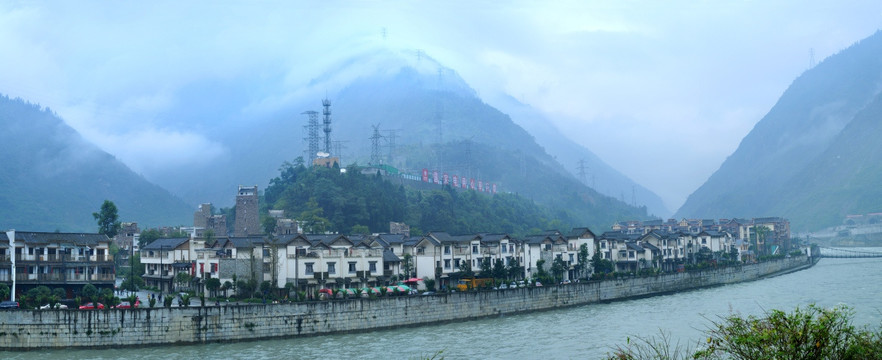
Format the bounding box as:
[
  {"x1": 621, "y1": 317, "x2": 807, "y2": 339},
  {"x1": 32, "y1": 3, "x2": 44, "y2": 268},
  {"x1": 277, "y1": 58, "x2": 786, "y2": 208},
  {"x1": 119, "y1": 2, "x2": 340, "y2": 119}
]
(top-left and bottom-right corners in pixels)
[{"x1": 322, "y1": 98, "x2": 332, "y2": 154}]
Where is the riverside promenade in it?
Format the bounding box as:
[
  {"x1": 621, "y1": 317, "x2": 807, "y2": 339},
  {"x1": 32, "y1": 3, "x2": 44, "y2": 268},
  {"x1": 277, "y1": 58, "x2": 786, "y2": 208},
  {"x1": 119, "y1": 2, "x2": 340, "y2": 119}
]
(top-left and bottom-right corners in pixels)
[{"x1": 0, "y1": 255, "x2": 815, "y2": 350}]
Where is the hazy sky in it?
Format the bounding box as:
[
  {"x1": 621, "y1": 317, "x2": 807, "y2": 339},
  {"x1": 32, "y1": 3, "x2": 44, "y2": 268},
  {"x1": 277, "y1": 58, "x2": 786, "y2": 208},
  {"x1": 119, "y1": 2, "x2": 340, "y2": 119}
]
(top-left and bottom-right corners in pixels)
[{"x1": 2, "y1": 1, "x2": 881, "y2": 211}]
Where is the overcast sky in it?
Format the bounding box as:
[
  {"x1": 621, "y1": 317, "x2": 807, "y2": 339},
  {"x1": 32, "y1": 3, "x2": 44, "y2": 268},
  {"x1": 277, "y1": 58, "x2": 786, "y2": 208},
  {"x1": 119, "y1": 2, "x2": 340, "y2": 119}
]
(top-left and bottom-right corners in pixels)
[{"x1": 2, "y1": 1, "x2": 881, "y2": 211}]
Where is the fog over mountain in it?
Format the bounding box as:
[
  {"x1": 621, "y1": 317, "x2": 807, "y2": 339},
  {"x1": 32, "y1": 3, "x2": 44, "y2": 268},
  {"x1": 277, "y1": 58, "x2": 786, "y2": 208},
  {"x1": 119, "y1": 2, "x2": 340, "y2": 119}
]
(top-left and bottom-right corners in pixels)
[
  {"x1": 3, "y1": 1, "x2": 880, "y2": 215},
  {"x1": 0, "y1": 95, "x2": 193, "y2": 231}
]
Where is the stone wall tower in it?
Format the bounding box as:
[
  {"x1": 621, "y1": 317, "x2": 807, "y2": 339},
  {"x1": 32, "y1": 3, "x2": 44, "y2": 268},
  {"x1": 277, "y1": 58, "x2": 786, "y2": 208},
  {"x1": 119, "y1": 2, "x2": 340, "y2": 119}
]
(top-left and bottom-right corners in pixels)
[{"x1": 235, "y1": 185, "x2": 259, "y2": 236}]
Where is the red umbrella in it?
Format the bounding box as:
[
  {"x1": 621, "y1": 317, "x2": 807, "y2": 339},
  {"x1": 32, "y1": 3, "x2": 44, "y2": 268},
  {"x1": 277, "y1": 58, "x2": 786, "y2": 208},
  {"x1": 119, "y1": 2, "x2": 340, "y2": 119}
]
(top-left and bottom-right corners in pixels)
[{"x1": 404, "y1": 278, "x2": 422, "y2": 283}]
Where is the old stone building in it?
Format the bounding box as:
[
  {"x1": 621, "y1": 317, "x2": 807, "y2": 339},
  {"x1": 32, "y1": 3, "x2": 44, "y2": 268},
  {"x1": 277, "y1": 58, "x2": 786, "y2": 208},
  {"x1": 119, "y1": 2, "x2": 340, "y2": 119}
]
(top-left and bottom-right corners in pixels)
[
  {"x1": 235, "y1": 185, "x2": 259, "y2": 236},
  {"x1": 193, "y1": 203, "x2": 228, "y2": 236}
]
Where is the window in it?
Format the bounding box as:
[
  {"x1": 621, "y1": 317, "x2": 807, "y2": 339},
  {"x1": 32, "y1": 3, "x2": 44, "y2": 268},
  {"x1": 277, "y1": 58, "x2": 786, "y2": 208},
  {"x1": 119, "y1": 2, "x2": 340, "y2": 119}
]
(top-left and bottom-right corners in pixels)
[
  {"x1": 472, "y1": 245, "x2": 479, "y2": 254},
  {"x1": 454, "y1": 258, "x2": 461, "y2": 268},
  {"x1": 211, "y1": 263, "x2": 218, "y2": 273},
  {"x1": 305, "y1": 262, "x2": 314, "y2": 275},
  {"x1": 444, "y1": 259, "x2": 451, "y2": 269},
  {"x1": 348, "y1": 262, "x2": 357, "y2": 274},
  {"x1": 263, "y1": 248, "x2": 270, "y2": 257},
  {"x1": 509, "y1": 244, "x2": 514, "y2": 253},
  {"x1": 328, "y1": 262, "x2": 336, "y2": 275},
  {"x1": 296, "y1": 248, "x2": 306, "y2": 256},
  {"x1": 568, "y1": 254, "x2": 574, "y2": 263},
  {"x1": 444, "y1": 246, "x2": 450, "y2": 255},
  {"x1": 601, "y1": 241, "x2": 607, "y2": 249},
  {"x1": 501, "y1": 245, "x2": 507, "y2": 254},
  {"x1": 544, "y1": 244, "x2": 551, "y2": 251},
  {"x1": 369, "y1": 261, "x2": 377, "y2": 273},
  {"x1": 263, "y1": 263, "x2": 271, "y2": 273}
]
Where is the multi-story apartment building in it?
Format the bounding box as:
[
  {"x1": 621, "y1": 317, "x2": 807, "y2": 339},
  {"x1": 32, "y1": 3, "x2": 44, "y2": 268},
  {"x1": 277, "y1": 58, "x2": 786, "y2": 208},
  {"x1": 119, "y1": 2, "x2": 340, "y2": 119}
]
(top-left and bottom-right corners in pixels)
[
  {"x1": 0, "y1": 231, "x2": 114, "y2": 297},
  {"x1": 141, "y1": 237, "x2": 191, "y2": 293}
]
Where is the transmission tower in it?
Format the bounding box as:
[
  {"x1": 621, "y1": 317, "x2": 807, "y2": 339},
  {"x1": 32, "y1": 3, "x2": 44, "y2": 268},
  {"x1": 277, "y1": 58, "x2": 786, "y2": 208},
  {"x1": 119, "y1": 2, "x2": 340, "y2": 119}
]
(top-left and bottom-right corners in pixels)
[
  {"x1": 302, "y1": 110, "x2": 320, "y2": 165},
  {"x1": 809, "y1": 48, "x2": 816, "y2": 69},
  {"x1": 322, "y1": 98, "x2": 332, "y2": 154},
  {"x1": 577, "y1": 159, "x2": 588, "y2": 184},
  {"x1": 332, "y1": 140, "x2": 348, "y2": 165},
  {"x1": 384, "y1": 129, "x2": 399, "y2": 165},
  {"x1": 369, "y1": 124, "x2": 384, "y2": 166}
]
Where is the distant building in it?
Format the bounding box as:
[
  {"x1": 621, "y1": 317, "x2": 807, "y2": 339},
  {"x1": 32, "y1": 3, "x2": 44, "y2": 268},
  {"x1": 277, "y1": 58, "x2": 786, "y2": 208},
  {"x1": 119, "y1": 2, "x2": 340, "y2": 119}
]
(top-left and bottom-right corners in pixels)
[
  {"x1": 0, "y1": 231, "x2": 115, "y2": 298},
  {"x1": 193, "y1": 203, "x2": 227, "y2": 236},
  {"x1": 235, "y1": 185, "x2": 259, "y2": 237},
  {"x1": 389, "y1": 222, "x2": 410, "y2": 237}
]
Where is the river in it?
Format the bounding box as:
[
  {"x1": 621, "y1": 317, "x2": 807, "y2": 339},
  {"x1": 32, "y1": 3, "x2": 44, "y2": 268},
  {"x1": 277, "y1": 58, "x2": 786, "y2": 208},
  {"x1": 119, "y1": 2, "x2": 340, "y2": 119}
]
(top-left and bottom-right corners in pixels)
[{"x1": 5, "y1": 256, "x2": 881, "y2": 359}]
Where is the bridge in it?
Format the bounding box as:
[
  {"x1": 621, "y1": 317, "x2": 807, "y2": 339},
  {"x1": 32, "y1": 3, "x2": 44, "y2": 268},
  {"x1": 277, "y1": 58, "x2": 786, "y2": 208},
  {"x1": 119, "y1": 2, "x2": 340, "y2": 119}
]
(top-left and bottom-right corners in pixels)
[{"x1": 818, "y1": 247, "x2": 882, "y2": 258}]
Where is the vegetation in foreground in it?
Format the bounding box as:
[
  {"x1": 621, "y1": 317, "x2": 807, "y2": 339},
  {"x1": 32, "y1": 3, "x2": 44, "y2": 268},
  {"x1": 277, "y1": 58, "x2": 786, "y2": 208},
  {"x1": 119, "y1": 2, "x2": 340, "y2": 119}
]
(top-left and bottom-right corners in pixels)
[{"x1": 607, "y1": 304, "x2": 882, "y2": 360}]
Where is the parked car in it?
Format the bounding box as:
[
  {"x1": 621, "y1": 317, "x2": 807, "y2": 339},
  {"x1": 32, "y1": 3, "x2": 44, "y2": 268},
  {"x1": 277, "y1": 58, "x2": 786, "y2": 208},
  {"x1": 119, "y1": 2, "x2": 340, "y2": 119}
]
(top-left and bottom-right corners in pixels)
[
  {"x1": 115, "y1": 300, "x2": 140, "y2": 309},
  {"x1": 561, "y1": 280, "x2": 571, "y2": 285},
  {"x1": 534, "y1": 281, "x2": 543, "y2": 287},
  {"x1": 39, "y1": 303, "x2": 68, "y2": 310},
  {"x1": 498, "y1": 283, "x2": 509, "y2": 290},
  {"x1": 420, "y1": 291, "x2": 436, "y2": 296},
  {"x1": 517, "y1": 281, "x2": 526, "y2": 288},
  {"x1": 0, "y1": 301, "x2": 19, "y2": 309},
  {"x1": 79, "y1": 302, "x2": 104, "y2": 310}
]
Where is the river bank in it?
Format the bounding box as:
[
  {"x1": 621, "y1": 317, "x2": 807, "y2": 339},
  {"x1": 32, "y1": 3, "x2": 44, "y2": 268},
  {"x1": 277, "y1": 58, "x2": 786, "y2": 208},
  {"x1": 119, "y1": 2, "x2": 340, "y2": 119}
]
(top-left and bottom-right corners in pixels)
[{"x1": 0, "y1": 255, "x2": 815, "y2": 350}]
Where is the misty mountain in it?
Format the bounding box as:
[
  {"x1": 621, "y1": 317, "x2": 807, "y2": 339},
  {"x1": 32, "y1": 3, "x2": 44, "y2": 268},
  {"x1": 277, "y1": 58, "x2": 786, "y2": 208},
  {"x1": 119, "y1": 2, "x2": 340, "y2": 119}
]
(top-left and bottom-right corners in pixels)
[
  {"x1": 489, "y1": 94, "x2": 671, "y2": 218},
  {"x1": 146, "y1": 48, "x2": 652, "y2": 228},
  {"x1": 0, "y1": 95, "x2": 193, "y2": 232},
  {"x1": 675, "y1": 31, "x2": 882, "y2": 231}
]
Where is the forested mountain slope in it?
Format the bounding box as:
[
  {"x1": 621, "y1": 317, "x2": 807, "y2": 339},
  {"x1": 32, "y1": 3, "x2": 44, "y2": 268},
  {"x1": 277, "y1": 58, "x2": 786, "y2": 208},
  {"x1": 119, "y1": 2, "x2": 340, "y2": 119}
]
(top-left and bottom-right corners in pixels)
[
  {"x1": 0, "y1": 95, "x2": 193, "y2": 231},
  {"x1": 676, "y1": 31, "x2": 882, "y2": 231}
]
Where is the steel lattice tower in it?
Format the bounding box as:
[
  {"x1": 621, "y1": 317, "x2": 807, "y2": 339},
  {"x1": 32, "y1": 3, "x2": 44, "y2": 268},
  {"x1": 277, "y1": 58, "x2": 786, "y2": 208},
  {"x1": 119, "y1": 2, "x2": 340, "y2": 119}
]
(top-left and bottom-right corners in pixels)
[
  {"x1": 302, "y1": 110, "x2": 320, "y2": 165},
  {"x1": 322, "y1": 99, "x2": 332, "y2": 154},
  {"x1": 370, "y1": 124, "x2": 384, "y2": 166}
]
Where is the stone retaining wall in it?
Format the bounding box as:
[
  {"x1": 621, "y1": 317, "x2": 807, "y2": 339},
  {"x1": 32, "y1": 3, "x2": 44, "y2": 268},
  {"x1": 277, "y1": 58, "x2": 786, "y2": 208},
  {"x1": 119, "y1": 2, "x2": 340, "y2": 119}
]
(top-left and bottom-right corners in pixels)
[{"x1": 0, "y1": 256, "x2": 813, "y2": 350}]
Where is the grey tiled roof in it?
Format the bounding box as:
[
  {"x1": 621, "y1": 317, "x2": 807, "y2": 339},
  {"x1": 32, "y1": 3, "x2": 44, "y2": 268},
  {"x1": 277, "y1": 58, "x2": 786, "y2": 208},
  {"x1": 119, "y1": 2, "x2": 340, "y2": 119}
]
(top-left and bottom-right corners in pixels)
[{"x1": 0, "y1": 231, "x2": 110, "y2": 247}]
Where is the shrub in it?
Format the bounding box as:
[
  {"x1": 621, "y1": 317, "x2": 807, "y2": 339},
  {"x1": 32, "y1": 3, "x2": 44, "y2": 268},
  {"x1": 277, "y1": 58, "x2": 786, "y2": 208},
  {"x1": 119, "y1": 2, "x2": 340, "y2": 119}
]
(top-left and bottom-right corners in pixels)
[{"x1": 608, "y1": 304, "x2": 882, "y2": 360}]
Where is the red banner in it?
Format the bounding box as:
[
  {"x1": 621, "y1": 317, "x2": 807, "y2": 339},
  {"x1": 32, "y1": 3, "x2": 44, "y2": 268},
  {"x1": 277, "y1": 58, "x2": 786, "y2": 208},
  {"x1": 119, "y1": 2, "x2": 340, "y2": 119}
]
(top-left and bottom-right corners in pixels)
[
  {"x1": 453, "y1": 175, "x2": 459, "y2": 187},
  {"x1": 478, "y1": 180, "x2": 483, "y2": 191},
  {"x1": 470, "y1": 178, "x2": 476, "y2": 189},
  {"x1": 443, "y1": 173, "x2": 449, "y2": 185},
  {"x1": 422, "y1": 168, "x2": 429, "y2": 182}
]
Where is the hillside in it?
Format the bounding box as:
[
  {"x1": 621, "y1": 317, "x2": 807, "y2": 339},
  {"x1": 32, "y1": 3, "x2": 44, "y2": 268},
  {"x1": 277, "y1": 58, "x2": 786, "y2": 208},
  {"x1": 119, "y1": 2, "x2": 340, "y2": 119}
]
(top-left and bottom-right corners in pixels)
[
  {"x1": 147, "y1": 48, "x2": 655, "y2": 229},
  {"x1": 0, "y1": 95, "x2": 193, "y2": 231},
  {"x1": 490, "y1": 94, "x2": 671, "y2": 217},
  {"x1": 676, "y1": 31, "x2": 882, "y2": 231}
]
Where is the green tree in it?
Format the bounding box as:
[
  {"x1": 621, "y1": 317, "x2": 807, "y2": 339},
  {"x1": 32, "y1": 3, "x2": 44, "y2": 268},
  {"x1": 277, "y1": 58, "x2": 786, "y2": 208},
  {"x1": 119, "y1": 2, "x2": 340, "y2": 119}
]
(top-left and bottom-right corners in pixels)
[
  {"x1": 492, "y1": 259, "x2": 507, "y2": 281},
  {"x1": 139, "y1": 229, "x2": 162, "y2": 248},
  {"x1": 402, "y1": 253, "x2": 415, "y2": 279},
  {"x1": 0, "y1": 283, "x2": 9, "y2": 301},
  {"x1": 205, "y1": 278, "x2": 221, "y2": 298},
  {"x1": 175, "y1": 272, "x2": 192, "y2": 290},
  {"x1": 82, "y1": 284, "x2": 98, "y2": 304},
  {"x1": 507, "y1": 258, "x2": 523, "y2": 280},
  {"x1": 458, "y1": 260, "x2": 474, "y2": 278},
  {"x1": 591, "y1": 252, "x2": 614, "y2": 274},
  {"x1": 551, "y1": 256, "x2": 567, "y2": 283},
  {"x1": 577, "y1": 243, "x2": 589, "y2": 279},
  {"x1": 479, "y1": 257, "x2": 492, "y2": 278},
  {"x1": 92, "y1": 200, "x2": 121, "y2": 238},
  {"x1": 261, "y1": 216, "x2": 277, "y2": 235}
]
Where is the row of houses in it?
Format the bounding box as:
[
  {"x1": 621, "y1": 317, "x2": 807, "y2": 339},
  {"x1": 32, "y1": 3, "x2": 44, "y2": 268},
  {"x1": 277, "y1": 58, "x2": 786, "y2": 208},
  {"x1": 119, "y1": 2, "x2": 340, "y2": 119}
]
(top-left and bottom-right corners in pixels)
[
  {"x1": 0, "y1": 217, "x2": 790, "y2": 297},
  {"x1": 612, "y1": 217, "x2": 792, "y2": 255},
  {"x1": 0, "y1": 230, "x2": 115, "y2": 297},
  {"x1": 139, "y1": 229, "x2": 598, "y2": 294},
  {"x1": 138, "y1": 222, "x2": 787, "y2": 294}
]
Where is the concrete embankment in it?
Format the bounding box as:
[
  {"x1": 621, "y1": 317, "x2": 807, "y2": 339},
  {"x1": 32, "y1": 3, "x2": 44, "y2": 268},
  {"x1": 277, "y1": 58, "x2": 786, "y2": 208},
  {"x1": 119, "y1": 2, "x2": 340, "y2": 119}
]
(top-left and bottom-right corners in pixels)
[{"x1": 0, "y1": 256, "x2": 814, "y2": 350}]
